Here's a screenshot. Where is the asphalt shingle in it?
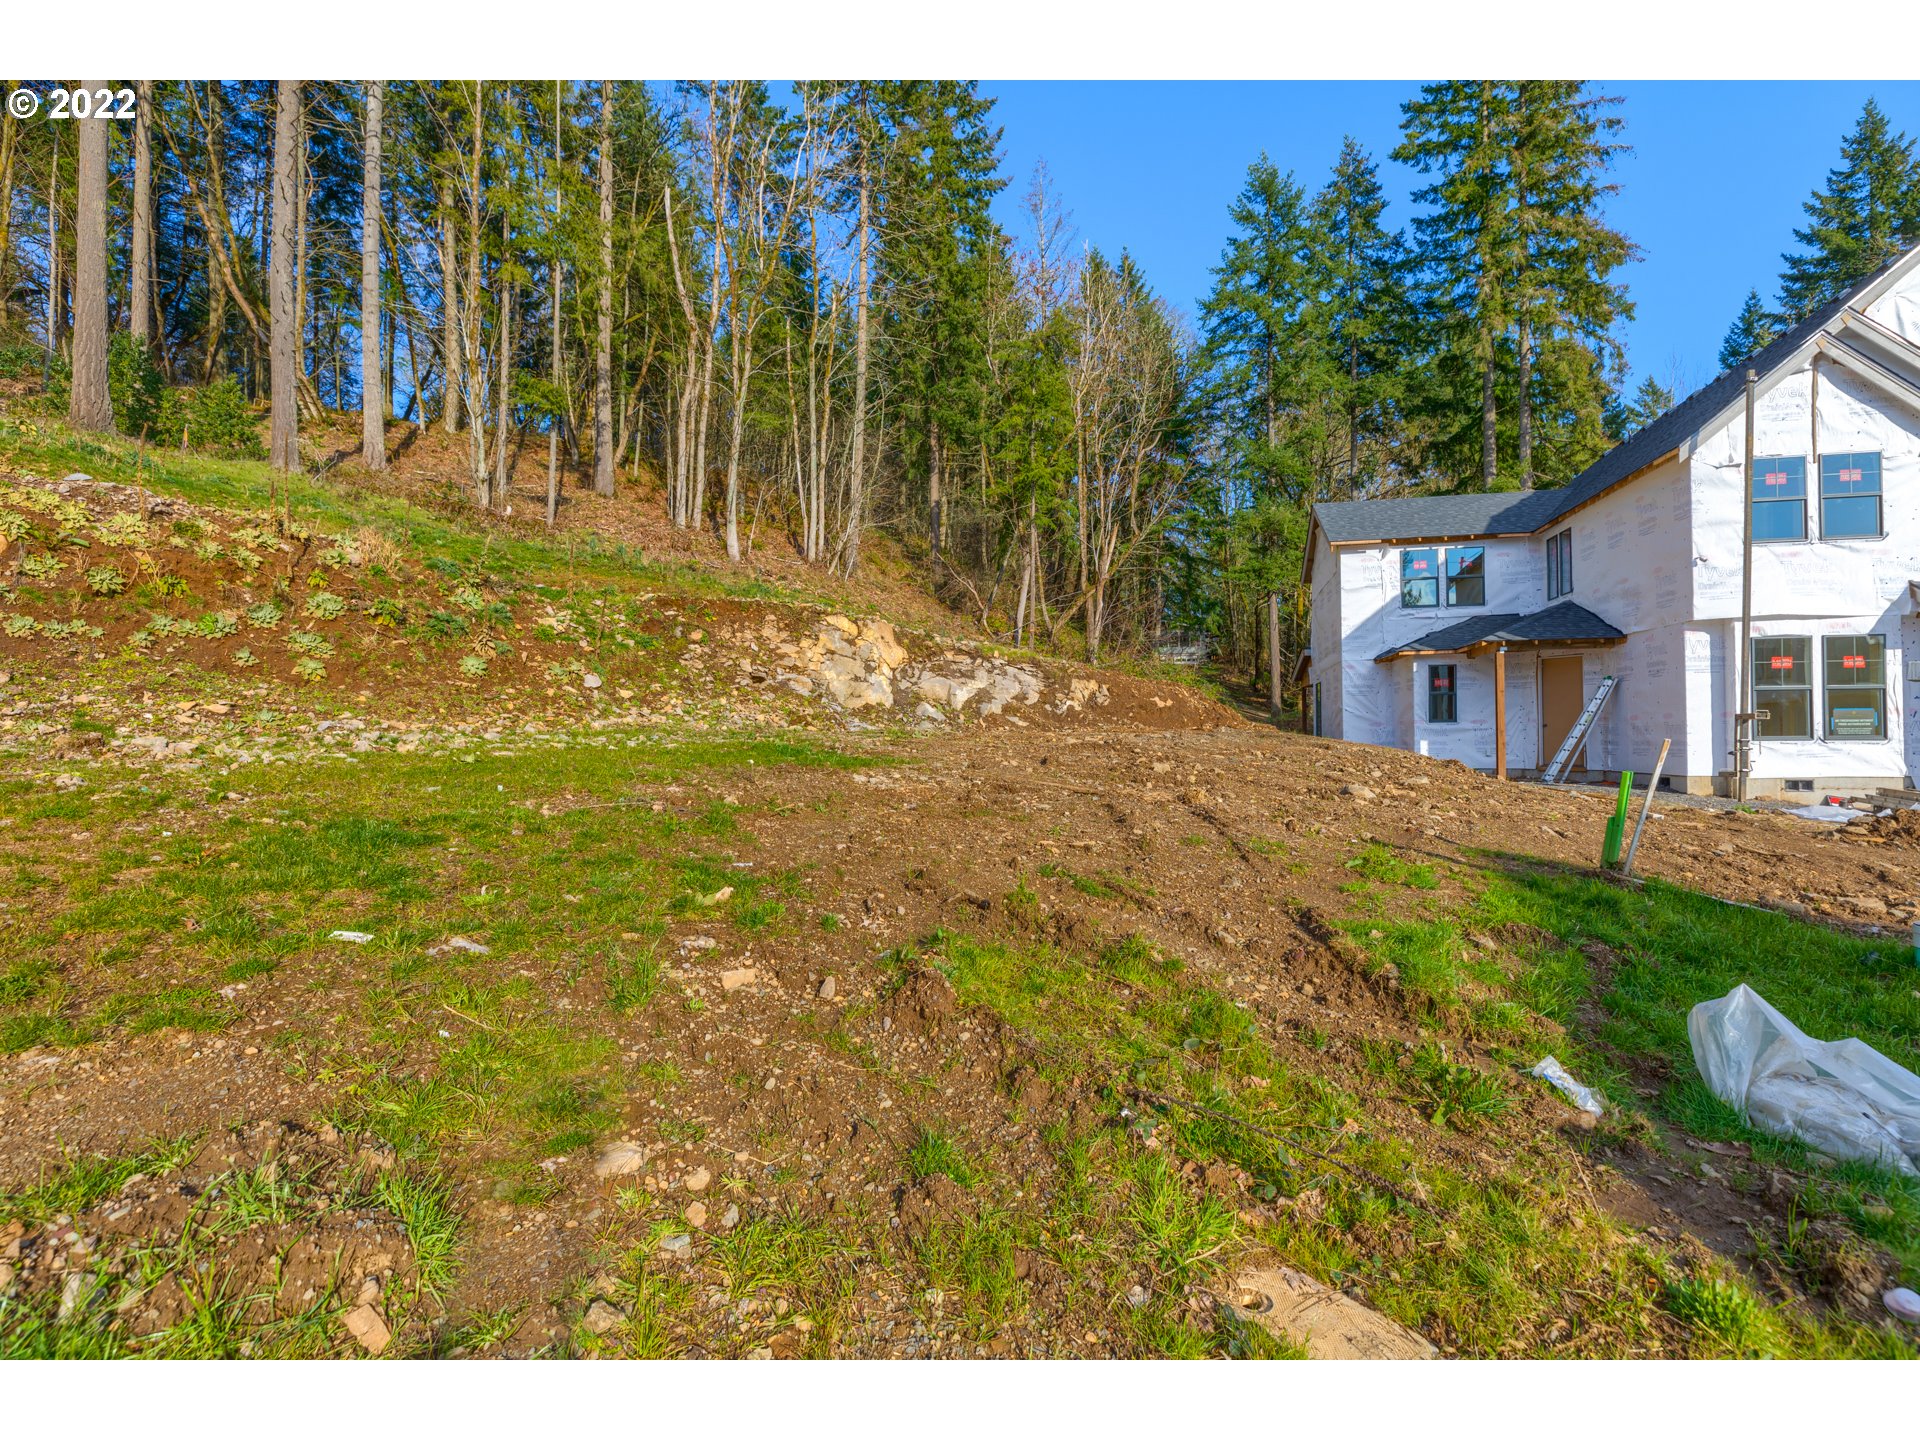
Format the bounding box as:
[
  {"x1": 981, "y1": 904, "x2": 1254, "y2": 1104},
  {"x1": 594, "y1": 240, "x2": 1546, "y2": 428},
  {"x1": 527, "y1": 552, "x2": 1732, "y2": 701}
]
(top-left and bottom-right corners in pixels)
[{"x1": 1373, "y1": 600, "x2": 1626, "y2": 661}]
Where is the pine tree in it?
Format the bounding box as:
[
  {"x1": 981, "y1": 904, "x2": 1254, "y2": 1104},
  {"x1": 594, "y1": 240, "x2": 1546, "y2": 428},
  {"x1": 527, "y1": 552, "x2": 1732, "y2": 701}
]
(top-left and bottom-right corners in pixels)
[
  {"x1": 1199, "y1": 156, "x2": 1327, "y2": 506},
  {"x1": 1777, "y1": 98, "x2": 1920, "y2": 320},
  {"x1": 1616, "y1": 374, "x2": 1673, "y2": 436},
  {"x1": 1394, "y1": 81, "x2": 1514, "y2": 490},
  {"x1": 1506, "y1": 81, "x2": 1635, "y2": 488},
  {"x1": 872, "y1": 80, "x2": 1006, "y2": 553},
  {"x1": 1718, "y1": 288, "x2": 1777, "y2": 371},
  {"x1": 1310, "y1": 137, "x2": 1411, "y2": 493}
]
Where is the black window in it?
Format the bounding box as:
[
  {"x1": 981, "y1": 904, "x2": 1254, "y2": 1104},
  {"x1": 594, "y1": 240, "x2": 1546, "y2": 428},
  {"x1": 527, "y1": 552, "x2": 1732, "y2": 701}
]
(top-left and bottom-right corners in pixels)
[
  {"x1": 1823, "y1": 634, "x2": 1886, "y2": 738},
  {"x1": 1546, "y1": 528, "x2": 1573, "y2": 599},
  {"x1": 1447, "y1": 546, "x2": 1486, "y2": 607},
  {"x1": 1427, "y1": 664, "x2": 1457, "y2": 723},
  {"x1": 1402, "y1": 548, "x2": 1438, "y2": 608},
  {"x1": 1820, "y1": 452, "x2": 1882, "y2": 539},
  {"x1": 1751, "y1": 457, "x2": 1806, "y2": 542},
  {"x1": 1751, "y1": 636, "x2": 1811, "y2": 739}
]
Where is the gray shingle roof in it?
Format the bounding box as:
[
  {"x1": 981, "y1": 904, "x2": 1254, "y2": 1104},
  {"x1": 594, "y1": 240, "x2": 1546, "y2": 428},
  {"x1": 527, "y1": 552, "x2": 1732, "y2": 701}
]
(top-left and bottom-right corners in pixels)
[
  {"x1": 1318, "y1": 255, "x2": 1906, "y2": 549},
  {"x1": 1374, "y1": 600, "x2": 1626, "y2": 661}
]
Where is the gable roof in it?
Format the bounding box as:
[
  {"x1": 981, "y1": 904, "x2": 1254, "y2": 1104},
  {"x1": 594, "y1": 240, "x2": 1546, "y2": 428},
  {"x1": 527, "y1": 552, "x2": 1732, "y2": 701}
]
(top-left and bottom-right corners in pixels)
[
  {"x1": 1373, "y1": 600, "x2": 1626, "y2": 662},
  {"x1": 1315, "y1": 245, "x2": 1920, "y2": 553}
]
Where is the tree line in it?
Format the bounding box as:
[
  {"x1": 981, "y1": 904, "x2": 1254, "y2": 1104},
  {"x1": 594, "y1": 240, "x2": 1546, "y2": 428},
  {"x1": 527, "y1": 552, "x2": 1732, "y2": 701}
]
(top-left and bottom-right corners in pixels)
[{"x1": 0, "y1": 80, "x2": 1904, "y2": 690}]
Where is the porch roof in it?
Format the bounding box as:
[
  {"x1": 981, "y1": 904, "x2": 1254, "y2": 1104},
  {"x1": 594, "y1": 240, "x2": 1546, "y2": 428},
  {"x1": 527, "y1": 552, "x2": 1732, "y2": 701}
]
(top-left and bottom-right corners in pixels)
[{"x1": 1373, "y1": 600, "x2": 1626, "y2": 662}]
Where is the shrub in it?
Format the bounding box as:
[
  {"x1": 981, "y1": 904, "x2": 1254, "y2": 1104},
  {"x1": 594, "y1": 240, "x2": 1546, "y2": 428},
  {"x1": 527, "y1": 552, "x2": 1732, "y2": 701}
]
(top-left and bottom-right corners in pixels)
[
  {"x1": 185, "y1": 377, "x2": 263, "y2": 458},
  {"x1": 108, "y1": 333, "x2": 165, "y2": 439}
]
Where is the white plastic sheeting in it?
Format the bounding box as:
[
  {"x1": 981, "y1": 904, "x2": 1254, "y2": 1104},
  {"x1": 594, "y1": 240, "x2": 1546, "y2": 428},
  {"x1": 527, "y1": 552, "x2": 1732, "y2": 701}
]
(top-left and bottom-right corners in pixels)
[{"x1": 1689, "y1": 983, "x2": 1920, "y2": 1176}]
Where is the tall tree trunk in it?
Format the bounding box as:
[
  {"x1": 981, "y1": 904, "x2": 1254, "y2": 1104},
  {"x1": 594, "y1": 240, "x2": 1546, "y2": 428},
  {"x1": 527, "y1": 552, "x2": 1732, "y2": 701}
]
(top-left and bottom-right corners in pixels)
[
  {"x1": 1477, "y1": 82, "x2": 1498, "y2": 491},
  {"x1": 438, "y1": 203, "x2": 462, "y2": 431},
  {"x1": 843, "y1": 156, "x2": 870, "y2": 575},
  {"x1": 294, "y1": 95, "x2": 310, "y2": 418},
  {"x1": 495, "y1": 279, "x2": 514, "y2": 509},
  {"x1": 1516, "y1": 311, "x2": 1533, "y2": 488},
  {"x1": 130, "y1": 81, "x2": 153, "y2": 348},
  {"x1": 360, "y1": 80, "x2": 386, "y2": 469},
  {"x1": 593, "y1": 79, "x2": 615, "y2": 497},
  {"x1": 0, "y1": 88, "x2": 18, "y2": 329},
  {"x1": 46, "y1": 126, "x2": 60, "y2": 368},
  {"x1": 466, "y1": 84, "x2": 488, "y2": 500},
  {"x1": 68, "y1": 86, "x2": 112, "y2": 433},
  {"x1": 547, "y1": 80, "x2": 564, "y2": 525},
  {"x1": 269, "y1": 81, "x2": 302, "y2": 471},
  {"x1": 929, "y1": 420, "x2": 944, "y2": 554}
]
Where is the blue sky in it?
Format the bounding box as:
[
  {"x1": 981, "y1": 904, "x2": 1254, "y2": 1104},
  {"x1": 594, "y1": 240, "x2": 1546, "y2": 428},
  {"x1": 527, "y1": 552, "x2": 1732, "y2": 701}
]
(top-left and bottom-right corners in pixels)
[{"x1": 980, "y1": 81, "x2": 1920, "y2": 399}]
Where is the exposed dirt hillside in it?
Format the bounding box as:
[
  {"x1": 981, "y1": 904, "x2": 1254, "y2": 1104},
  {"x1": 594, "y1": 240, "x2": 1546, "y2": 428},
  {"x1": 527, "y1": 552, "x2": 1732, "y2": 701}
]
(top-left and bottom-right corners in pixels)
[{"x1": 0, "y1": 436, "x2": 1914, "y2": 1362}]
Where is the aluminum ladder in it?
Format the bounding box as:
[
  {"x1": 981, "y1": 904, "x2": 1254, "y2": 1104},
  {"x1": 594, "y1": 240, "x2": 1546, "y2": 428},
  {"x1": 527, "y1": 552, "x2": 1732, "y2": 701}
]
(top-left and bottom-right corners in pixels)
[{"x1": 1540, "y1": 675, "x2": 1616, "y2": 784}]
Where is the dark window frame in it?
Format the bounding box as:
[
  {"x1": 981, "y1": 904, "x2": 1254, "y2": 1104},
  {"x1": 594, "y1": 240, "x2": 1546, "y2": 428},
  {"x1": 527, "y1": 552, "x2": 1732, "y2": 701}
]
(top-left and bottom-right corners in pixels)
[
  {"x1": 1821, "y1": 633, "x2": 1888, "y2": 739},
  {"x1": 1545, "y1": 528, "x2": 1573, "y2": 599},
  {"x1": 1819, "y1": 452, "x2": 1883, "y2": 540},
  {"x1": 1750, "y1": 456, "x2": 1807, "y2": 544},
  {"x1": 1446, "y1": 546, "x2": 1487, "y2": 608},
  {"x1": 1401, "y1": 547, "x2": 1439, "y2": 609},
  {"x1": 1426, "y1": 663, "x2": 1458, "y2": 724},
  {"x1": 1751, "y1": 635, "x2": 1812, "y2": 740}
]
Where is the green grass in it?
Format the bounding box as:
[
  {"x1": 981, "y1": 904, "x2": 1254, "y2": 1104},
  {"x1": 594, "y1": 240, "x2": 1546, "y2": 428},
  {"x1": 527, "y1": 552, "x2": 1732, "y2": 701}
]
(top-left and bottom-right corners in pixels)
[{"x1": 907, "y1": 1126, "x2": 979, "y2": 1188}]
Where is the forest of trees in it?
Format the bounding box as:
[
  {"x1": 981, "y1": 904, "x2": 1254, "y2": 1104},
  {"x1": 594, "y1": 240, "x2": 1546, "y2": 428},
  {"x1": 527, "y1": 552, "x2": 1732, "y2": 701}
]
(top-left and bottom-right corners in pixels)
[{"x1": 0, "y1": 80, "x2": 1911, "y2": 693}]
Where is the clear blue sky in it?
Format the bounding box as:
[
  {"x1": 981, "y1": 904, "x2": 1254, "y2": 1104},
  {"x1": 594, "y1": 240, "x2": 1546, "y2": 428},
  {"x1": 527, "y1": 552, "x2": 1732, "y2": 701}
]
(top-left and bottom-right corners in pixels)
[{"x1": 980, "y1": 81, "x2": 1920, "y2": 398}]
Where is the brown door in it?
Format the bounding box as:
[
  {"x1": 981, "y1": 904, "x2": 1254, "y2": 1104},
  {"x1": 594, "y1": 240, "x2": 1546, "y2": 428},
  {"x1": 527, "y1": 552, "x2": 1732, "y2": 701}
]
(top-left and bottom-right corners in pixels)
[{"x1": 1540, "y1": 657, "x2": 1585, "y2": 774}]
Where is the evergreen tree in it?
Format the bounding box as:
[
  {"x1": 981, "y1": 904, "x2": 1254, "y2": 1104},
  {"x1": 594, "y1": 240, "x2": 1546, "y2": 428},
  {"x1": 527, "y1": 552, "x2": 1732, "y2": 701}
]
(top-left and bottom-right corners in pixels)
[
  {"x1": 1506, "y1": 81, "x2": 1634, "y2": 487},
  {"x1": 1717, "y1": 287, "x2": 1777, "y2": 371},
  {"x1": 1198, "y1": 155, "x2": 1328, "y2": 507},
  {"x1": 1310, "y1": 137, "x2": 1412, "y2": 493},
  {"x1": 872, "y1": 80, "x2": 1006, "y2": 553},
  {"x1": 1777, "y1": 98, "x2": 1920, "y2": 320},
  {"x1": 1394, "y1": 80, "x2": 1514, "y2": 490},
  {"x1": 1615, "y1": 374, "x2": 1673, "y2": 436}
]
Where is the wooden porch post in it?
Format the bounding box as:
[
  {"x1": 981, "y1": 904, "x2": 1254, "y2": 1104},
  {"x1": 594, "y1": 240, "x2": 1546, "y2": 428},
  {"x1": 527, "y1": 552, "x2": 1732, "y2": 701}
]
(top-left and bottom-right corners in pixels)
[{"x1": 1494, "y1": 644, "x2": 1509, "y2": 781}]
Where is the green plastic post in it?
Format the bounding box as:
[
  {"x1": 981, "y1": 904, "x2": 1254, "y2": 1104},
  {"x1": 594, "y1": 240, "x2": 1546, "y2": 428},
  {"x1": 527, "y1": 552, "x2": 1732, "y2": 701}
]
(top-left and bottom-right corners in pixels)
[{"x1": 1602, "y1": 771, "x2": 1634, "y2": 868}]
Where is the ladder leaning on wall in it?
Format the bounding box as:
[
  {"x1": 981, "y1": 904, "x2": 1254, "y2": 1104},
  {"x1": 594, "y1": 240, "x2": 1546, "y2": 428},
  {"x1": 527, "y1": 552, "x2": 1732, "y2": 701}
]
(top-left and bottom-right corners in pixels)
[{"x1": 1540, "y1": 675, "x2": 1618, "y2": 785}]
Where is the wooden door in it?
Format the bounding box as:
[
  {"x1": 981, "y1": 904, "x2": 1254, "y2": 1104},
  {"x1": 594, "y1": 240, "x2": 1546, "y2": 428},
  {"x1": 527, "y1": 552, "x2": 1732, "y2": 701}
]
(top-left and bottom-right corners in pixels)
[{"x1": 1540, "y1": 657, "x2": 1585, "y2": 774}]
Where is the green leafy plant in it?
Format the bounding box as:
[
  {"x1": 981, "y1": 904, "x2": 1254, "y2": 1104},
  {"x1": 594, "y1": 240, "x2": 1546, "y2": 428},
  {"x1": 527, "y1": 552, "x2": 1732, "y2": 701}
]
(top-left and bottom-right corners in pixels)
[
  {"x1": 19, "y1": 554, "x2": 62, "y2": 581},
  {"x1": 304, "y1": 592, "x2": 346, "y2": 621},
  {"x1": 84, "y1": 566, "x2": 126, "y2": 596},
  {"x1": 368, "y1": 597, "x2": 406, "y2": 627},
  {"x1": 197, "y1": 610, "x2": 239, "y2": 639},
  {"x1": 2, "y1": 614, "x2": 36, "y2": 637},
  {"x1": 287, "y1": 630, "x2": 334, "y2": 658},
  {"x1": 230, "y1": 647, "x2": 259, "y2": 668},
  {"x1": 244, "y1": 602, "x2": 283, "y2": 629},
  {"x1": 458, "y1": 653, "x2": 490, "y2": 677},
  {"x1": 293, "y1": 655, "x2": 327, "y2": 682}
]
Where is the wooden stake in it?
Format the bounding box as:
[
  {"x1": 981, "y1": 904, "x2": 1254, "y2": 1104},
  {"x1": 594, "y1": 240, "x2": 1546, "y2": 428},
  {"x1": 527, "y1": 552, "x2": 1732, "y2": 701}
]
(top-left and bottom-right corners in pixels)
[
  {"x1": 1621, "y1": 738, "x2": 1672, "y2": 879},
  {"x1": 1494, "y1": 644, "x2": 1508, "y2": 780}
]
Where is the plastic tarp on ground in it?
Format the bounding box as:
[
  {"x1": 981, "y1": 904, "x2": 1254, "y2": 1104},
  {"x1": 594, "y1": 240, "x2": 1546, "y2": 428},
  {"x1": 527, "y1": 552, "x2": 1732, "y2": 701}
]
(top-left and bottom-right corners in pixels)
[{"x1": 1688, "y1": 983, "x2": 1920, "y2": 1175}]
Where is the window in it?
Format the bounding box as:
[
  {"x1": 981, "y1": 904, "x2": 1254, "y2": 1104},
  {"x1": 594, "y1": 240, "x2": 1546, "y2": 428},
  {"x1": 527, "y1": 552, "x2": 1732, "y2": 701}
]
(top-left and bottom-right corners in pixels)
[
  {"x1": 1401, "y1": 548, "x2": 1439, "y2": 608},
  {"x1": 1427, "y1": 664, "x2": 1457, "y2": 723},
  {"x1": 1750, "y1": 456, "x2": 1807, "y2": 542},
  {"x1": 1751, "y1": 636, "x2": 1811, "y2": 739},
  {"x1": 1820, "y1": 452, "x2": 1882, "y2": 539},
  {"x1": 1447, "y1": 546, "x2": 1486, "y2": 607},
  {"x1": 1823, "y1": 634, "x2": 1886, "y2": 738},
  {"x1": 1545, "y1": 528, "x2": 1573, "y2": 599}
]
